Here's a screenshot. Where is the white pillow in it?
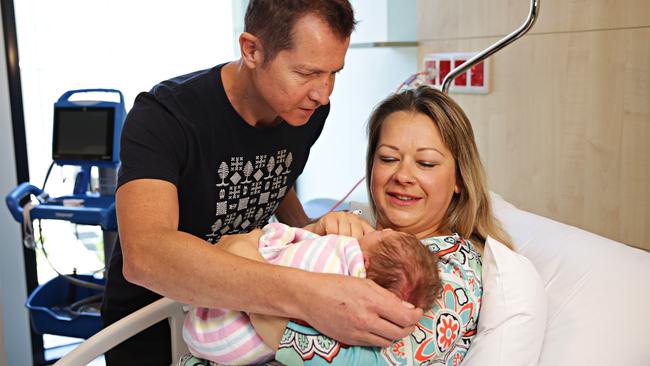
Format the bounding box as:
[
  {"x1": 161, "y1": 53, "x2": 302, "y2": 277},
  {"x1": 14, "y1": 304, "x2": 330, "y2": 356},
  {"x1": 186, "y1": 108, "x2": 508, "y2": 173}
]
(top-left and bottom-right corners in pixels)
[{"x1": 462, "y1": 236, "x2": 547, "y2": 366}]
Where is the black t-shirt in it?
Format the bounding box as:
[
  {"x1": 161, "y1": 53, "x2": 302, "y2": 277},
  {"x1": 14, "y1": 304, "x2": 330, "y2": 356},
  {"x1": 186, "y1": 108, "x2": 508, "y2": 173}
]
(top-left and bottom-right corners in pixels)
[{"x1": 101, "y1": 64, "x2": 328, "y2": 364}]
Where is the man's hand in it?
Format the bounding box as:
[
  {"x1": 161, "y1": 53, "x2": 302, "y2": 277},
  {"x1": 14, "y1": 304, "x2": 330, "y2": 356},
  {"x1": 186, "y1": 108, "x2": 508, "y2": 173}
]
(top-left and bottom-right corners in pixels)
[
  {"x1": 295, "y1": 273, "x2": 423, "y2": 347},
  {"x1": 305, "y1": 211, "x2": 374, "y2": 239}
]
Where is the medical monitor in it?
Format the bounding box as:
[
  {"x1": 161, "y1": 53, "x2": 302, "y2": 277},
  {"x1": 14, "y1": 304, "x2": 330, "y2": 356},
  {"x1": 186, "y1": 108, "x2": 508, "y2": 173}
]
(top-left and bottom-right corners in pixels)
[
  {"x1": 53, "y1": 106, "x2": 115, "y2": 162},
  {"x1": 51, "y1": 89, "x2": 125, "y2": 167}
]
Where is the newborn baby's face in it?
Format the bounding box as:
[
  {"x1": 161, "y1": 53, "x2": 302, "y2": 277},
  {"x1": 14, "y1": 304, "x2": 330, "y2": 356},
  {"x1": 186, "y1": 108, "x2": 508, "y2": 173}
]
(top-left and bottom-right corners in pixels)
[{"x1": 358, "y1": 228, "x2": 394, "y2": 252}]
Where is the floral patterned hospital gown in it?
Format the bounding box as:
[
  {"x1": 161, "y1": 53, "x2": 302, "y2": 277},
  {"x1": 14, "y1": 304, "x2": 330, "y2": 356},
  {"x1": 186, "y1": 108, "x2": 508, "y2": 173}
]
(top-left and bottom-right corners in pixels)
[{"x1": 275, "y1": 233, "x2": 483, "y2": 366}]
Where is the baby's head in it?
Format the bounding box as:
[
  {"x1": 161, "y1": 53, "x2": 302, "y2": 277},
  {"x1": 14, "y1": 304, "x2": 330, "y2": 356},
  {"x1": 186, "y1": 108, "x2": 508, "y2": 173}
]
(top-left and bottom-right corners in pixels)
[{"x1": 358, "y1": 229, "x2": 440, "y2": 309}]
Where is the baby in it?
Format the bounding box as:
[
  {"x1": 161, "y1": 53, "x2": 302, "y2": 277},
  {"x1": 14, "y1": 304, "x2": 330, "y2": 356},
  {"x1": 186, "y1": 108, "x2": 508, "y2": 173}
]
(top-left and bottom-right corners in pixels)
[{"x1": 182, "y1": 222, "x2": 440, "y2": 366}]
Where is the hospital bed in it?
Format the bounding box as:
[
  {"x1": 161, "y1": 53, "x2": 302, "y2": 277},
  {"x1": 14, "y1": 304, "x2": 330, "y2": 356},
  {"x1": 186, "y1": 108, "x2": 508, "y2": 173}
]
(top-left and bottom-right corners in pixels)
[
  {"x1": 53, "y1": 192, "x2": 650, "y2": 365},
  {"x1": 53, "y1": 0, "x2": 650, "y2": 364}
]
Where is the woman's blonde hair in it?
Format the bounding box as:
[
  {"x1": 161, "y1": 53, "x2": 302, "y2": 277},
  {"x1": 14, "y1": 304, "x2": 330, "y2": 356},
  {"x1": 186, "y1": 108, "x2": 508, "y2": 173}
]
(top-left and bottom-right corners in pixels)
[{"x1": 365, "y1": 86, "x2": 513, "y2": 249}]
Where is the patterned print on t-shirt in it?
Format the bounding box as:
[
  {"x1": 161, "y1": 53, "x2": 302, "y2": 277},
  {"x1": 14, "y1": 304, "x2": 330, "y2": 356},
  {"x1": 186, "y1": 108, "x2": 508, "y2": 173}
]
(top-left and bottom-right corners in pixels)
[{"x1": 206, "y1": 149, "x2": 293, "y2": 243}]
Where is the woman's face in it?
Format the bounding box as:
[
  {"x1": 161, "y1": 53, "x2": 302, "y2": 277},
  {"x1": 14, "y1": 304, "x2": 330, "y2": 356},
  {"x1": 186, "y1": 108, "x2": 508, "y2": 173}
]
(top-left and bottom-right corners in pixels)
[{"x1": 371, "y1": 110, "x2": 459, "y2": 239}]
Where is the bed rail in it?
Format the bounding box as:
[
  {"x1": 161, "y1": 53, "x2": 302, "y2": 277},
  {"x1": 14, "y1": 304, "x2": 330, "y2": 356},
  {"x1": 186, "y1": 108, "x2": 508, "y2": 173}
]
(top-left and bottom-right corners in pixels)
[
  {"x1": 53, "y1": 297, "x2": 187, "y2": 366},
  {"x1": 442, "y1": 0, "x2": 541, "y2": 94}
]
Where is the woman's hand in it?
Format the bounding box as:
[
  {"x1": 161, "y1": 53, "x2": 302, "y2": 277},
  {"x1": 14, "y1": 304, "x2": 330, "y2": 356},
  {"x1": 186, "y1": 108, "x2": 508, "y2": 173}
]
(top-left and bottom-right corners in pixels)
[
  {"x1": 295, "y1": 272, "x2": 423, "y2": 347},
  {"x1": 305, "y1": 211, "x2": 374, "y2": 239}
]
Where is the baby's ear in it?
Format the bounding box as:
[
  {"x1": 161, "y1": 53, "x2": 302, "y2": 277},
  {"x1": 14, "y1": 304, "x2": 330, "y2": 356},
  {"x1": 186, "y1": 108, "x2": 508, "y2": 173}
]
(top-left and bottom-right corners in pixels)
[{"x1": 363, "y1": 254, "x2": 371, "y2": 270}]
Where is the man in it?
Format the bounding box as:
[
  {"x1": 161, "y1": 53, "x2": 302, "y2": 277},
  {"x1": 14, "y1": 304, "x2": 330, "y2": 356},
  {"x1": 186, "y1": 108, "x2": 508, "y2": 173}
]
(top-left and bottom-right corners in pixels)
[{"x1": 101, "y1": 1, "x2": 422, "y2": 364}]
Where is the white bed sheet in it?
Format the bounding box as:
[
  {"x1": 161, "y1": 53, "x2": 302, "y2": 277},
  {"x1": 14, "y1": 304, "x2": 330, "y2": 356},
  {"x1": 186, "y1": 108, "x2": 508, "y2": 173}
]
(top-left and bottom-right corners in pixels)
[{"x1": 491, "y1": 193, "x2": 650, "y2": 366}]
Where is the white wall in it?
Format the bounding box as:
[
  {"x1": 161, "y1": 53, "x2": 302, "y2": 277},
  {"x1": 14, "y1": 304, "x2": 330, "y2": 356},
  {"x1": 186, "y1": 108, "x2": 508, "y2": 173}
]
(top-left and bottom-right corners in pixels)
[
  {"x1": 352, "y1": 0, "x2": 417, "y2": 43},
  {"x1": 296, "y1": 0, "x2": 417, "y2": 205},
  {"x1": 351, "y1": 0, "x2": 389, "y2": 42},
  {"x1": 0, "y1": 9, "x2": 33, "y2": 366}
]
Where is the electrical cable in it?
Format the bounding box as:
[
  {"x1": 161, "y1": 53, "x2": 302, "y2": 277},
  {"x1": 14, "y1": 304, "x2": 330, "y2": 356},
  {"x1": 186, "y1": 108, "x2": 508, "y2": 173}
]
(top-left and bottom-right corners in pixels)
[
  {"x1": 20, "y1": 161, "x2": 55, "y2": 249},
  {"x1": 36, "y1": 219, "x2": 105, "y2": 291},
  {"x1": 32, "y1": 161, "x2": 107, "y2": 288},
  {"x1": 326, "y1": 176, "x2": 366, "y2": 213},
  {"x1": 65, "y1": 293, "x2": 103, "y2": 317},
  {"x1": 321, "y1": 73, "x2": 426, "y2": 217},
  {"x1": 22, "y1": 161, "x2": 106, "y2": 320},
  {"x1": 395, "y1": 71, "x2": 429, "y2": 93},
  {"x1": 42, "y1": 161, "x2": 55, "y2": 192},
  {"x1": 324, "y1": 72, "x2": 430, "y2": 216}
]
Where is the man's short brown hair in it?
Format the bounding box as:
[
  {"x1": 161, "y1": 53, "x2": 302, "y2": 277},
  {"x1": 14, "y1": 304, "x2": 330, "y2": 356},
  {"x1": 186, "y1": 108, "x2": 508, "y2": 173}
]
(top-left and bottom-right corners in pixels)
[{"x1": 244, "y1": 0, "x2": 356, "y2": 63}]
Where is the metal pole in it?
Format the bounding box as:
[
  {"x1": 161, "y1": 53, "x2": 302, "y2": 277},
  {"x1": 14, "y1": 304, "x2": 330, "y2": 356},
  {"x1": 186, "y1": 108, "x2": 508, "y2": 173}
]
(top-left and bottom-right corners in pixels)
[{"x1": 442, "y1": 0, "x2": 541, "y2": 94}]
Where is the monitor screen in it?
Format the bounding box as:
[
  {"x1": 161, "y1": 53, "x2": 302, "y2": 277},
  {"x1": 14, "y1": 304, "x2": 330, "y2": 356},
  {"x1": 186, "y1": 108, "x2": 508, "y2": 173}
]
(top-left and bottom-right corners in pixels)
[{"x1": 53, "y1": 107, "x2": 115, "y2": 161}]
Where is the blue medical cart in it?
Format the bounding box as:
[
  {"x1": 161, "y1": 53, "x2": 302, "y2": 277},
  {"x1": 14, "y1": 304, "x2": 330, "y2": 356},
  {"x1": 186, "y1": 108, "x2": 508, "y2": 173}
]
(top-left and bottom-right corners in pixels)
[{"x1": 6, "y1": 89, "x2": 126, "y2": 340}]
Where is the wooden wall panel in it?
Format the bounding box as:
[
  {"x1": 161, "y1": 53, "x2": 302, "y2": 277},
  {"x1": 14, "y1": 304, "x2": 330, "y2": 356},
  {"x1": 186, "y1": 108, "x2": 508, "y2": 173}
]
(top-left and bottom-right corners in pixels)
[
  {"x1": 417, "y1": 0, "x2": 650, "y2": 41},
  {"x1": 417, "y1": 27, "x2": 650, "y2": 250}
]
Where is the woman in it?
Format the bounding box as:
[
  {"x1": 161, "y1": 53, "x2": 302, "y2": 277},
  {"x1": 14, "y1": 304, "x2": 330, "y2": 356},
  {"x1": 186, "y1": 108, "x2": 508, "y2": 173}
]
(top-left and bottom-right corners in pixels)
[
  {"x1": 274, "y1": 86, "x2": 512, "y2": 365},
  {"x1": 180, "y1": 86, "x2": 512, "y2": 365}
]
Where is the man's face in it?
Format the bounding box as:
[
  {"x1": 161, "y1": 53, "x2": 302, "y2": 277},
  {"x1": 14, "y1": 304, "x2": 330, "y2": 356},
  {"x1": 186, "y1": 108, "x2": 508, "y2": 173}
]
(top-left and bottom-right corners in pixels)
[{"x1": 252, "y1": 14, "x2": 350, "y2": 126}]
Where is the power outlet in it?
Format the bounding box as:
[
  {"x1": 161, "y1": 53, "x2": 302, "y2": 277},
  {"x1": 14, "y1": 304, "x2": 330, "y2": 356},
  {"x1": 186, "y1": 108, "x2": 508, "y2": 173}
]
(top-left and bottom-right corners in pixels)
[{"x1": 423, "y1": 52, "x2": 490, "y2": 94}]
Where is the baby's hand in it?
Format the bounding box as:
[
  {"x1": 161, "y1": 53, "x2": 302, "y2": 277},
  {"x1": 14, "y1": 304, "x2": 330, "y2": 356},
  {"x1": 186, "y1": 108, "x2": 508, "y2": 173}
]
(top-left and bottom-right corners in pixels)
[{"x1": 216, "y1": 229, "x2": 265, "y2": 261}]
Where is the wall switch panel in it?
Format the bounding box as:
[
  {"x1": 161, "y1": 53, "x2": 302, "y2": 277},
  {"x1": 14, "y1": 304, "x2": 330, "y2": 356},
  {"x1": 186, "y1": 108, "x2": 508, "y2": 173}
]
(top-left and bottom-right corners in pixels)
[{"x1": 423, "y1": 52, "x2": 490, "y2": 94}]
